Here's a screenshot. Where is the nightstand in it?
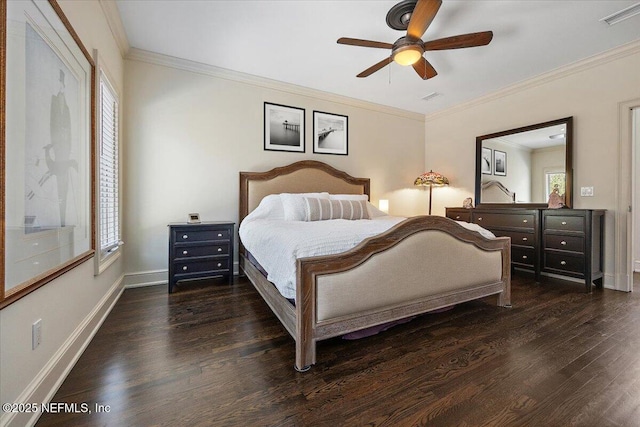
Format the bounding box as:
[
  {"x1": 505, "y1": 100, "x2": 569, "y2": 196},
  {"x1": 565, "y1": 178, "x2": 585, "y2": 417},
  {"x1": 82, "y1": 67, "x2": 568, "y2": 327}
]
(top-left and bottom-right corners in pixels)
[{"x1": 168, "y1": 221, "x2": 234, "y2": 293}]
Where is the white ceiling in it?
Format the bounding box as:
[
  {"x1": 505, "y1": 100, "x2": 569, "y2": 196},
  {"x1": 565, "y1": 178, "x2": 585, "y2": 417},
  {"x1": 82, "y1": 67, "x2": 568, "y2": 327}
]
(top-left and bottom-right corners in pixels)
[{"x1": 115, "y1": 0, "x2": 640, "y2": 115}]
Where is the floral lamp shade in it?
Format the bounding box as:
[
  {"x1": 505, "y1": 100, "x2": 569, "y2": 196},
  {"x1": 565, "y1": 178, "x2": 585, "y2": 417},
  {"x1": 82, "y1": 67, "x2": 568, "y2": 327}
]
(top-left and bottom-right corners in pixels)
[{"x1": 414, "y1": 170, "x2": 449, "y2": 215}]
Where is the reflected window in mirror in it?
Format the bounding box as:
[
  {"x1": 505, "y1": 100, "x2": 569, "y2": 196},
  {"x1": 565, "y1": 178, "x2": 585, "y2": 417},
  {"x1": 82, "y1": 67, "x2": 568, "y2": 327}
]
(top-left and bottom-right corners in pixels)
[{"x1": 475, "y1": 117, "x2": 573, "y2": 208}]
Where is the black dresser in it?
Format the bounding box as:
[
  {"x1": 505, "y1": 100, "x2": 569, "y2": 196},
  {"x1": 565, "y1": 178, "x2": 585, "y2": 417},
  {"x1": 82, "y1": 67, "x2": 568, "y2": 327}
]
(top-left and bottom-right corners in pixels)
[
  {"x1": 446, "y1": 208, "x2": 604, "y2": 292},
  {"x1": 168, "y1": 222, "x2": 234, "y2": 293}
]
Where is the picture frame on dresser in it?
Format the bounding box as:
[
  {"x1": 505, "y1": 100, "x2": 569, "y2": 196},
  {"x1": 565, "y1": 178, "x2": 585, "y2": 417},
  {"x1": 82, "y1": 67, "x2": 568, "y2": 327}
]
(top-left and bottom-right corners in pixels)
[
  {"x1": 313, "y1": 111, "x2": 348, "y2": 155},
  {"x1": 1, "y1": 0, "x2": 96, "y2": 308},
  {"x1": 264, "y1": 102, "x2": 305, "y2": 153}
]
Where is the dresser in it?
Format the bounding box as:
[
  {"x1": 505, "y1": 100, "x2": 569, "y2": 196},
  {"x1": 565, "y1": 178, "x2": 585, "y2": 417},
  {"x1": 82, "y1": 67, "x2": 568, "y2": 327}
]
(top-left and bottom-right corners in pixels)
[
  {"x1": 445, "y1": 208, "x2": 604, "y2": 292},
  {"x1": 168, "y1": 222, "x2": 234, "y2": 293}
]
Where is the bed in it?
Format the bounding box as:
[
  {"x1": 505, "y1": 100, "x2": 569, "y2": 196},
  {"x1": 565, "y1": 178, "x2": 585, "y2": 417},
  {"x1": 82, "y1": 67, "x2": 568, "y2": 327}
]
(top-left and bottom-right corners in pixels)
[{"x1": 239, "y1": 160, "x2": 511, "y2": 371}]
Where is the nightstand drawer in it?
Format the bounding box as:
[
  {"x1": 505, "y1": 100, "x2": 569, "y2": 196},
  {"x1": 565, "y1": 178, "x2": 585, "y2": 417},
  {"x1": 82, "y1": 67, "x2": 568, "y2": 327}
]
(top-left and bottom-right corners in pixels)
[
  {"x1": 173, "y1": 243, "x2": 229, "y2": 259},
  {"x1": 173, "y1": 228, "x2": 231, "y2": 243},
  {"x1": 543, "y1": 252, "x2": 584, "y2": 275},
  {"x1": 175, "y1": 258, "x2": 229, "y2": 274},
  {"x1": 473, "y1": 212, "x2": 535, "y2": 230},
  {"x1": 544, "y1": 234, "x2": 583, "y2": 253},
  {"x1": 544, "y1": 215, "x2": 584, "y2": 233}
]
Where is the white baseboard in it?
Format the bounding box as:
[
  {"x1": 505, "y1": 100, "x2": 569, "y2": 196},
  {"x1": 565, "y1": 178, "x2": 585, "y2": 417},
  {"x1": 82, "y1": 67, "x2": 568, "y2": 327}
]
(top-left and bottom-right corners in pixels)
[
  {"x1": 634, "y1": 260, "x2": 640, "y2": 272},
  {"x1": 123, "y1": 263, "x2": 240, "y2": 288},
  {"x1": 3, "y1": 275, "x2": 125, "y2": 427}
]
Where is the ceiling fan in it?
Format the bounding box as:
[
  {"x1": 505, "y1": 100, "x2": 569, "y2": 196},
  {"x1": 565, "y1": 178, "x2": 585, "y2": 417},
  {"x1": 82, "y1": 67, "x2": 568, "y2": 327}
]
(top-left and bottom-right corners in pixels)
[{"x1": 337, "y1": 0, "x2": 493, "y2": 80}]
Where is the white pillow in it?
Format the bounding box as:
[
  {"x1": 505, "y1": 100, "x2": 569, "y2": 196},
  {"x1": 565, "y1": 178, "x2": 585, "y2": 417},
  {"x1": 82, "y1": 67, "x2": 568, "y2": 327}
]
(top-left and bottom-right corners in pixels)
[
  {"x1": 280, "y1": 192, "x2": 329, "y2": 221},
  {"x1": 304, "y1": 197, "x2": 370, "y2": 221},
  {"x1": 329, "y1": 194, "x2": 369, "y2": 201},
  {"x1": 366, "y1": 202, "x2": 388, "y2": 218}
]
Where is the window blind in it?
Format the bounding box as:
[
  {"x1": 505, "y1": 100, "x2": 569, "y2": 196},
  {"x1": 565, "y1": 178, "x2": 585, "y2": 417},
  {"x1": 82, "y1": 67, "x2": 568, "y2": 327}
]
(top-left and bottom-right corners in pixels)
[{"x1": 99, "y1": 74, "x2": 119, "y2": 256}]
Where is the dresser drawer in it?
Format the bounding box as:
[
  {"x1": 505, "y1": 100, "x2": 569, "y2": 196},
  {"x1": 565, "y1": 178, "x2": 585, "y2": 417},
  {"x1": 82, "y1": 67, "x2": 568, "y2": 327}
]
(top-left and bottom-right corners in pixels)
[
  {"x1": 544, "y1": 215, "x2": 584, "y2": 233},
  {"x1": 446, "y1": 210, "x2": 471, "y2": 222},
  {"x1": 473, "y1": 212, "x2": 535, "y2": 230},
  {"x1": 543, "y1": 252, "x2": 584, "y2": 275},
  {"x1": 172, "y1": 243, "x2": 229, "y2": 260},
  {"x1": 492, "y1": 230, "x2": 534, "y2": 247},
  {"x1": 544, "y1": 234, "x2": 583, "y2": 253},
  {"x1": 174, "y1": 257, "x2": 229, "y2": 275},
  {"x1": 173, "y1": 228, "x2": 231, "y2": 243},
  {"x1": 512, "y1": 246, "x2": 535, "y2": 268}
]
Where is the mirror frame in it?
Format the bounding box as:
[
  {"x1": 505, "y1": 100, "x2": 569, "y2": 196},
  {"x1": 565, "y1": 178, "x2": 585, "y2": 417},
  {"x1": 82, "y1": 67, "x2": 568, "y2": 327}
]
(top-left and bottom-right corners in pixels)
[{"x1": 475, "y1": 117, "x2": 573, "y2": 208}]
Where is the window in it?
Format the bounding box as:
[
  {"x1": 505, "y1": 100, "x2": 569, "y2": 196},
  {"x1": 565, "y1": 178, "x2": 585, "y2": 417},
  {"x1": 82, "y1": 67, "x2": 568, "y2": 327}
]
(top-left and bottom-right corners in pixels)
[
  {"x1": 98, "y1": 72, "x2": 120, "y2": 262},
  {"x1": 545, "y1": 171, "x2": 566, "y2": 197}
]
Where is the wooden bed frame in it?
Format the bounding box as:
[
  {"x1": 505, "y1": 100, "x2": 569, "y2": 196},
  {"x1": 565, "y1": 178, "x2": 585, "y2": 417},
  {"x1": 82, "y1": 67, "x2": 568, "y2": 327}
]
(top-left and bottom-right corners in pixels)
[{"x1": 239, "y1": 160, "x2": 511, "y2": 371}]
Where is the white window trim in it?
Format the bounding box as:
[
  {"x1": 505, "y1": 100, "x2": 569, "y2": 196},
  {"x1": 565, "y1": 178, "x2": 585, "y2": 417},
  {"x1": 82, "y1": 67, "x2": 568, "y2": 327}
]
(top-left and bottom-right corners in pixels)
[{"x1": 94, "y1": 51, "x2": 122, "y2": 275}]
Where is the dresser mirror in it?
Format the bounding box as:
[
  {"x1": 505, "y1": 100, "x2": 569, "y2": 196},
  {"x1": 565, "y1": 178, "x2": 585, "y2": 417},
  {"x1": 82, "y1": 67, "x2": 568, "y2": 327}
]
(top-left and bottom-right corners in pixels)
[{"x1": 475, "y1": 117, "x2": 573, "y2": 208}]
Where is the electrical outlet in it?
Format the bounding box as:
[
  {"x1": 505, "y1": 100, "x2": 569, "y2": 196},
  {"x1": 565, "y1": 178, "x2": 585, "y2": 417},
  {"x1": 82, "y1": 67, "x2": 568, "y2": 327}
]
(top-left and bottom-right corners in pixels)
[
  {"x1": 581, "y1": 187, "x2": 594, "y2": 197},
  {"x1": 32, "y1": 319, "x2": 42, "y2": 350}
]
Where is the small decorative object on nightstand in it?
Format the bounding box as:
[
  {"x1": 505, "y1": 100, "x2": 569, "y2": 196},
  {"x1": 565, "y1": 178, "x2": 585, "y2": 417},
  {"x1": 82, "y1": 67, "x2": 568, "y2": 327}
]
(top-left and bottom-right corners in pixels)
[{"x1": 168, "y1": 221, "x2": 234, "y2": 293}]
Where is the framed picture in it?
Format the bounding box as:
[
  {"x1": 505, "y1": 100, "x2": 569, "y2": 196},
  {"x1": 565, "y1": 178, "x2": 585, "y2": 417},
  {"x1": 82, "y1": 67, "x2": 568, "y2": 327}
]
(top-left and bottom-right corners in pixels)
[
  {"x1": 1, "y1": 0, "x2": 95, "y2": 307},
  {"x1": 481, "y1": 147, "x2": 492, "y2": 175},
  {"x1": 313, "y1": 111, "x2": 348, "y2": 155},
  {"x1": 264, "y1": 102, "x2": 305, "y2": 152},
  {"x1": 494, "y1": 150, "x2": 507, "y2": 176}
]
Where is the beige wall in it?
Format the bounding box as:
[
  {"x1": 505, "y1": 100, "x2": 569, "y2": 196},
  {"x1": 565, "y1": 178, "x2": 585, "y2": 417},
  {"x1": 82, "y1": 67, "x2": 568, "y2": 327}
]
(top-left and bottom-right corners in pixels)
[
  {"x1": 0, "y1": 2, "x2": 125, "y2": 426},
  {"x1": 424, "y1": 44, "x2": 640, "y2": 288},
  {"x1": 122, "y1": 55, "x2": 426, "y2": 281}
]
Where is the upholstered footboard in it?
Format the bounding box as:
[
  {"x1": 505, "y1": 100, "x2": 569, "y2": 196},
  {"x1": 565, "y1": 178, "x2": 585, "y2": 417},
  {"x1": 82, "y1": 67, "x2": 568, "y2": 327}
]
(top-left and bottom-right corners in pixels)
[{"x1": 294, "y1": 215, "x2": 510, "y2": 371}]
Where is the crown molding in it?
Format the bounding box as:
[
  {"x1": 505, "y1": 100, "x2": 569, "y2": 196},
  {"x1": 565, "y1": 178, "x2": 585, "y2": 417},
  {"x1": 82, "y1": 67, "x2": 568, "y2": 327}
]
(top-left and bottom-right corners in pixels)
[
  {"x1": 425, "y1": 39, "x2": 640, "y2": 122},
  {"x1": 125, "y1": 48, "x2": 424, "y2": 122},
  {"x1": 98, "y1": 0, "x2": 130, "y2": 57}
]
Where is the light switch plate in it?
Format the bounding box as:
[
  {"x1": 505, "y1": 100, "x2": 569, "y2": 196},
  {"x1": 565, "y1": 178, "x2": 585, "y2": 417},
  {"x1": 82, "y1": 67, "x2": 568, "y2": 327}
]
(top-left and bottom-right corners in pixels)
[{"x1": 581, "y1": 187, "x2": 594, "y2": 197}]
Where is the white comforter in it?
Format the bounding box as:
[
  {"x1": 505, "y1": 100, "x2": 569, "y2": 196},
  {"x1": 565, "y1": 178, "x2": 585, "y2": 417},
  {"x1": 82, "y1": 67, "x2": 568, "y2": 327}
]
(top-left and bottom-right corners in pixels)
[{"x1": 239, "y1": 194, "x2": 495, "y2": 300}]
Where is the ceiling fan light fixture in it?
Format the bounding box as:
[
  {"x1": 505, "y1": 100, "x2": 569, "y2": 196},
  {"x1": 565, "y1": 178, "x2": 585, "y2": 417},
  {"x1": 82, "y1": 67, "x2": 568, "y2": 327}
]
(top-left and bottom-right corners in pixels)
[{"x1": 393, "y1": 45, "x2": 423, "y2": 66}]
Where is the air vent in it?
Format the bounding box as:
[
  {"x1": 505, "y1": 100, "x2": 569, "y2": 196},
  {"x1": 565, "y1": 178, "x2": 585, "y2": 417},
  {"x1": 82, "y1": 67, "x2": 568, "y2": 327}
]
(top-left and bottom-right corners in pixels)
[
  {"x1": 600, "y1": 2, "x2": 640, "y2": 26},
  {"x1": 421, "y1": 92, "x2": 441, "y2": 101}
]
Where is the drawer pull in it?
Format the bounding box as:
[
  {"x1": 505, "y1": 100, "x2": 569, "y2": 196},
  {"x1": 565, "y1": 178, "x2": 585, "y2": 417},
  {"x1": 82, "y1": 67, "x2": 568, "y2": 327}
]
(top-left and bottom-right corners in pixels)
[
  {"x1": 522, "y1": 255, "x2": 528, "y2": 260},
  {"x1": 561, "y1": 221, "x2": 567, "y2": 225},
  {"x1": 182, "y1": 234, "x2": 188, "y2": 239},
  {"x1": 560, "y1": 261, "x2": 567, "y2": 265},
  {"x1": 217, "y1": 248, "x2": 223, "y2": 252},
  {"x1": 523, "y1": 219, "x2": 528, "y2": 223},
  {"x1": 183, "y1": 250, "x2": 188, "y2": 255},
  {"x1": 182, "y1": 266, "x2": 188, "y2": 271},
  {"x1": 218, "y1": 233, "x2": 223, "y2": 237},
  {"x1": 477, "y1": 217, "x2": 483, "y2": 221},
  {"x1": 217, "y1": 263, "x2": 222, "y2": 268},
  {"x1": 522, "y1": 237, "x2": 528, "y2": 241},
  {"x1": 455, "y1": 215, "x2": 461, "y2": 219},
  {"x1": 561, "y1": 241, "x2": 567, "y2": 246}
]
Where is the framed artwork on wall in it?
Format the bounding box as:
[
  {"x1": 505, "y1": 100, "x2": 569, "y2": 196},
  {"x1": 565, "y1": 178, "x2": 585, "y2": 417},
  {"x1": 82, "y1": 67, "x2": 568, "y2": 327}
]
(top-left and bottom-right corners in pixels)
[
  {"x1": 313, "y1": 111, "x2": 348, "y2": 155},
  {"x1": 1, "y1": 0, "x2": 96, "y2": 307},
  {"x1": 264, "y1": 102, "x2": 305, "y2": 152},
  {"x1": 494, "y1": 150, "x2": 507, "y2": 176},
  {"x1": 481, "y1": 147, "x2": 492, "y2": 175}
]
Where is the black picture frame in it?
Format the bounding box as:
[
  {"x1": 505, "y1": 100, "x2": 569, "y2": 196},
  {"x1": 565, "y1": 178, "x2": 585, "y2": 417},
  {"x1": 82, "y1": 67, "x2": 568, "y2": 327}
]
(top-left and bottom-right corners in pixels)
[
  {"x1": 313, "y1": 111, "x2": 348, "y2": 155},
  {"x1": 481, "y1": 147, "x2": 492, "y2": 175},
  {"x1": 494, "y1": 150, "x2": 507, "y2": 176},
  {"x1": 264, "y1": 102, "x2": 305, "y2": 152}
]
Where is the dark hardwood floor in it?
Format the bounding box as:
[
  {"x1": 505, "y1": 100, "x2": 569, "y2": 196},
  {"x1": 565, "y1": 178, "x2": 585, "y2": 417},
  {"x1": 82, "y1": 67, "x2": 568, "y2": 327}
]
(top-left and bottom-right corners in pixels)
[{"x1": 36, "y1": 273, "x2": 640, "y2": 427}]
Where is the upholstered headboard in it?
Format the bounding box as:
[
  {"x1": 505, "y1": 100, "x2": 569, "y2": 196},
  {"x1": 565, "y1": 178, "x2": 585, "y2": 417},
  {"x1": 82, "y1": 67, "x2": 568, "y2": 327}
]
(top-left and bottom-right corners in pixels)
[
  {"x1": 481, "y1": 180, "x2": 516, "y2": 203},
  {"x1": 239, "y1": 161, "x2": 370, "y2": 224}
]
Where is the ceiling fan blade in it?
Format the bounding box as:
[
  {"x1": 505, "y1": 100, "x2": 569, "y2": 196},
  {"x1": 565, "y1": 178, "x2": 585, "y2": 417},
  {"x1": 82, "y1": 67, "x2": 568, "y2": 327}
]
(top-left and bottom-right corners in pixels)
[
  {"x1": 407, "y1": 0, "x2": 442, "y2": 40},
  {"x1": 337, "y1": 37, "x2": 393, "y2": 50},
  {"x1": 412, "y1": 57, "x2": 438, "y2": 80},
  {"x1": 423, "y1": 31, "x2": 494, "y2": 51},
  {"x1": 357, "y1": 57, "x2": 392, "y2": 78}
]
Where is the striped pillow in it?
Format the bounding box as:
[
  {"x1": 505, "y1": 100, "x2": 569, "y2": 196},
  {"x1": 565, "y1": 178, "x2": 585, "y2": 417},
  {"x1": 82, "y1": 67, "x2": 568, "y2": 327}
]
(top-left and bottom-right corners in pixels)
[{"x1": 303, "y1": 197, "x2": 370, "y2": 221}]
